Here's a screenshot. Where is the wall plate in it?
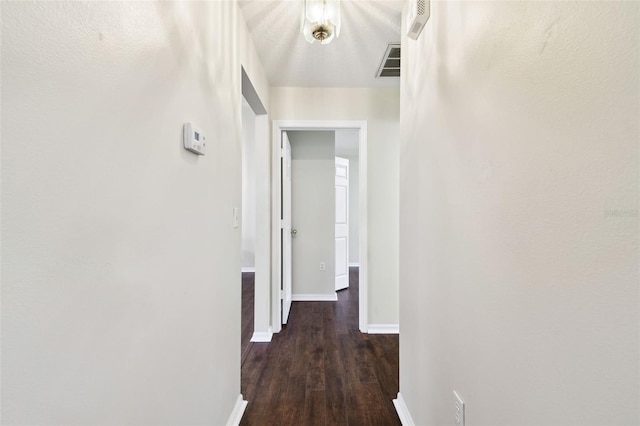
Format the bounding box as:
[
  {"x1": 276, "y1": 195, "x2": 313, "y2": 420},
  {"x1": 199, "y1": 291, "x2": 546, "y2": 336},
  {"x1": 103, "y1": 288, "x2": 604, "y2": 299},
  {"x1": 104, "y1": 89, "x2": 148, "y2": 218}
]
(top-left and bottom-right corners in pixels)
[{"x1": 183, "y1": 123, "x2": 206, "y2": 155}]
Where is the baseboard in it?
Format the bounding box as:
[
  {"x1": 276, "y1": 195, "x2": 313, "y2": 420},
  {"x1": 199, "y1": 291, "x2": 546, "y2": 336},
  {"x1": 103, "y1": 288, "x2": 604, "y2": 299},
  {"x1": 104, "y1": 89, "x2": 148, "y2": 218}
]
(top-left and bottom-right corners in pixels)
[
  {"x1": 250, "y1": 330, "x2": 273, "y2": 342},
  {"x1": 241, "y1": 267, "x2": 255, "y2": 273},
  {"x1": 291, "y1": 293, "x2": 338, "y2": 302},
  {"x1": 367, "y1": 324, "x2": 399, "y2": 334},
  {"x1": 226, "y1": 394, "x2": 248, "y2": 426},
  {"x1": 393, "y1": 393, "x2": 415, "y2": 426},
  {"x1": 348, "y1": 263, "x2": 360, "y2": 267}
]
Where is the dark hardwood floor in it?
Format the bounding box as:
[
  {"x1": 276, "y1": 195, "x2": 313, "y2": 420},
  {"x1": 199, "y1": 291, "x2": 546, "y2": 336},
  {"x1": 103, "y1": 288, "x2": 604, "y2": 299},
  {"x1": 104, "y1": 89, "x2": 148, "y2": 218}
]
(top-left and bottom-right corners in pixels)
[
  {"x1": 240, "y1": 268, "x2": 400, "y2": 425},
  {"x1": 242, "y1": 272, "x2": 255, "y2": 366}
]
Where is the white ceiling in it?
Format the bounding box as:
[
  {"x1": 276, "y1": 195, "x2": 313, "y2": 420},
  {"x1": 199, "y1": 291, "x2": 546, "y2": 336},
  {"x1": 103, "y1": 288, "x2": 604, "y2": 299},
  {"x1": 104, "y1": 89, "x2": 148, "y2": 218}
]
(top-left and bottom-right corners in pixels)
[{"x1": 239, "y1": 0, "x2": 403, "y2": 88}]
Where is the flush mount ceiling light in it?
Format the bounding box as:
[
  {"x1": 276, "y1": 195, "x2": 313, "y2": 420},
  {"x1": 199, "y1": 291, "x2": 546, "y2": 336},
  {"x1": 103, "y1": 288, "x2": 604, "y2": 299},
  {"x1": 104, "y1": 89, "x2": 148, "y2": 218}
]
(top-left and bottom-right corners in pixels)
[{"x1": 301, "y1": 0, "x2": 341, "y2": 45}]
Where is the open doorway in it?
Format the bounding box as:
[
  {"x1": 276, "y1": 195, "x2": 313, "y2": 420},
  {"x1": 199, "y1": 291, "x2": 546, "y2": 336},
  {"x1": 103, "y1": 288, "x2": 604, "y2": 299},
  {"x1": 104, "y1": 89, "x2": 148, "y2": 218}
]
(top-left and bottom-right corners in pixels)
[
  {"x1": 240, "y1": 96, "x2": 257, "y2": 361},
  {"x1": 240, "y1": 68, "x2": 272, "y2": 354},
  {"x1": 285, "y1": 131, "x2": 339, "y2": 313},
  {"x1": 271, "y1": 121, "x2": 369, "y2": 334},
  {"x1": 282, "y1": 130, "x2": 359, "y2": 306}
]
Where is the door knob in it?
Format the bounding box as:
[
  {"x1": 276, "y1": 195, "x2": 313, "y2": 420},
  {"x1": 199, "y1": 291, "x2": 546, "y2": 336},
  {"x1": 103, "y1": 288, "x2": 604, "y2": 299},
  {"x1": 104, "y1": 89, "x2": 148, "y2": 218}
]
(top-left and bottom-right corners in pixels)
[{"x1": 291, "y1": 228, "x2": 298, "y2": 235}]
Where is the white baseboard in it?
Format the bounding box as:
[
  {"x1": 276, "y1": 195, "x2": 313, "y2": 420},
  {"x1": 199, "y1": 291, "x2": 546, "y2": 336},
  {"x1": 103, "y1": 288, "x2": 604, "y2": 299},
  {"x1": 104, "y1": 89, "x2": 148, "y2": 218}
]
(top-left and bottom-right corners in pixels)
[
  {"x1": 291, "y1": 293, "x2": 338, "y2": 302},
  {"x1": 367, "y1": 324, "x2": 399, "y2": 334},
  {"x1": 226, "y1": 394, "x2": 248, "y2": 426},
  {"x1": 393, "y1": 393, "x2": 415, "y2": 426},
  {"x1": 241, "y1": 267, "x2": 255, "y2": 273},
  {"x1": 348, "y1": 263, "x2": 360, "y2": 267},
  {"x1": 250, "y1": 330, "x2": 273, "y2": 342}
]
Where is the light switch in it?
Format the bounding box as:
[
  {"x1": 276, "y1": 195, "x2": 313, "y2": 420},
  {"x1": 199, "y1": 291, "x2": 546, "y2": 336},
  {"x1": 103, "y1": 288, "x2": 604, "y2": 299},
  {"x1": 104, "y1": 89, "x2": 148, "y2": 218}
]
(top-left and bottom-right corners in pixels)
[{"x1": 233, "y1": 207, "x2": 240, "y2": 229}]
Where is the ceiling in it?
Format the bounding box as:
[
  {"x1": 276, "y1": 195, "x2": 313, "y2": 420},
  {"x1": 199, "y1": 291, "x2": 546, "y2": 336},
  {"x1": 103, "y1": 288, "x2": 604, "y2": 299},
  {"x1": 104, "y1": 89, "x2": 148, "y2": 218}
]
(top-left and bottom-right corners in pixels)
[{"x1": 239, "y1": 0, "x2": 403, "y2": 88}]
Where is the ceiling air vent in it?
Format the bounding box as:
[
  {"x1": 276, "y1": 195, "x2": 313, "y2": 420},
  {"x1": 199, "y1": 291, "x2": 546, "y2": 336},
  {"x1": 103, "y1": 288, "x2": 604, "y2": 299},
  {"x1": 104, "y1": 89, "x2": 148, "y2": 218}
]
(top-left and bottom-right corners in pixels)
[{"x1": 376, "y1": 43, "x2": 401, "y2": 78}]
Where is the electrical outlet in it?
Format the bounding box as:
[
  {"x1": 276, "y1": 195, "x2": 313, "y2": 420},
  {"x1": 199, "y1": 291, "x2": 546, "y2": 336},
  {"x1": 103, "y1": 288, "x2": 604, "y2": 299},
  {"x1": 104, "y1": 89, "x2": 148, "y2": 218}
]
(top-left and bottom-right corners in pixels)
[
  {"x1": 454, "y1": 391, "x2": 465, "y2": 426},
  {"x1": 319, "y1": 262, "x2": 326, "y2": 271}
]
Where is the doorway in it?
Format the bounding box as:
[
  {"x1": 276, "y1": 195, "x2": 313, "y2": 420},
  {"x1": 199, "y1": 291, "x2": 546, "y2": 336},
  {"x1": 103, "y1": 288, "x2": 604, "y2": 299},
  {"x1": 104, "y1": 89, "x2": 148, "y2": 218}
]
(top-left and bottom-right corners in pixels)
[
  {"x1": 283, "y1": 131, "x2": 341, "y2": 319},
  {"x1": 241, "y1": 96, "x2": 257, "y2": 360},
  {"x1": 240, "y1": 68, "x2": 271, "y2": 344},
  {"x1": 271, "y1": 121, "x2": 369, "y2": 334}
]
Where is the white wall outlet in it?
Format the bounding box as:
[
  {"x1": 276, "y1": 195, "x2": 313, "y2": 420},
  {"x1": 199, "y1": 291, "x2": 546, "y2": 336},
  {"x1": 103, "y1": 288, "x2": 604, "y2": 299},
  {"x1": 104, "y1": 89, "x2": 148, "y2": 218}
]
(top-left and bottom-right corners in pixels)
[
  {"x1": 454, "y1": 391, "x2": 465, "y2": 426},
  {"x1": 319, "y1": 262, "x2": 326, "y2": 271}
]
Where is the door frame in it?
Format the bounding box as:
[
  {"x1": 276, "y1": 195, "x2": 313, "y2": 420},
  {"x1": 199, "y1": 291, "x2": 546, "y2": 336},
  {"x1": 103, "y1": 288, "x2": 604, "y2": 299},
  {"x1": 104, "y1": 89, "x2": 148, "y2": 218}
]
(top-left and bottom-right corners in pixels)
[
  {"x1": 271, "y1": 120, "x2": 368, "y2": 334},
  {"x1": 241, "y1": 67, "x2": 272, "y2": 343}
]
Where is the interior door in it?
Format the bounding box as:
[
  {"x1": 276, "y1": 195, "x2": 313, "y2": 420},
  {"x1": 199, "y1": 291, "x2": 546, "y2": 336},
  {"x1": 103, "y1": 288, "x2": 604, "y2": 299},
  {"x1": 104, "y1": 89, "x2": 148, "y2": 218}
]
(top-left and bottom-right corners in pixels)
[
  {"x1": 335, "y1": 157, "x2": 349, "y2": 291},
  {"x1": 281, "y1": 132, "x2": 293, "y2": 324}
]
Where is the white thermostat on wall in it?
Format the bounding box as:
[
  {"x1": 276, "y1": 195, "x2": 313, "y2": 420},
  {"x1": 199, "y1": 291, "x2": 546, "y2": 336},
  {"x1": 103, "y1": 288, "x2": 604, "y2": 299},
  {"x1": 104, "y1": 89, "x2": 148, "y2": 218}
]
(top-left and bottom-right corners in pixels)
[{"x1": 183, "y1": 123, "x2": 206, "y2": 155}]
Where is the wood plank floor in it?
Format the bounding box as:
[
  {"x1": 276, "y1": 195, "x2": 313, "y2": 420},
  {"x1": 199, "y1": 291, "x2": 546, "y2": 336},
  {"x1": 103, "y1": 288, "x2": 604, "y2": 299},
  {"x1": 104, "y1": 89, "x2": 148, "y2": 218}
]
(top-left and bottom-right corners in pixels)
[
  {"x1": 241, "y1": 272, "x2": 255, "y2": 366},
  {"x1": 240, "y1": 268, "x2": 400, "y2": 425}
]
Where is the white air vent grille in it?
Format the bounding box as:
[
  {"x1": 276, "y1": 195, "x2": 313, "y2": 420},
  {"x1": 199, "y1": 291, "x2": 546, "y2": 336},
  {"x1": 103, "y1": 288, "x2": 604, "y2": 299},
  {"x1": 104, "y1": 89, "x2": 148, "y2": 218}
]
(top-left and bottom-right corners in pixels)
[{"x1": 376, "y1": 43, "x2": 401, "y2": 78}]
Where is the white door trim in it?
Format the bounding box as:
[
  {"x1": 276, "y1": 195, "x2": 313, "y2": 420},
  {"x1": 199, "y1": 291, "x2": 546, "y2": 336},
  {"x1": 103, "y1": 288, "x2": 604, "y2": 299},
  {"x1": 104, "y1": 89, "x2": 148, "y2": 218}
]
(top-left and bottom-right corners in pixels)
[
  {"x1": 281, "y1": 133, "x2": 293, "y2": 325},
  {"x1": 241, "y1": 71, "x2": 270, "y2": 345},
  {"x1": 271, "y1": 120, "x2": 368, "y2": 333}
]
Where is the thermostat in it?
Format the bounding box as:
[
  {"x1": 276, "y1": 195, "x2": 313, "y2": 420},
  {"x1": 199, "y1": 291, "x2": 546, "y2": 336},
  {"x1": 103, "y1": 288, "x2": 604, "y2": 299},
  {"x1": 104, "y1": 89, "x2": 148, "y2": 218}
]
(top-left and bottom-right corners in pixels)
[{"x1": 183, "y1": 123, "x2": 206, "y2": 155}]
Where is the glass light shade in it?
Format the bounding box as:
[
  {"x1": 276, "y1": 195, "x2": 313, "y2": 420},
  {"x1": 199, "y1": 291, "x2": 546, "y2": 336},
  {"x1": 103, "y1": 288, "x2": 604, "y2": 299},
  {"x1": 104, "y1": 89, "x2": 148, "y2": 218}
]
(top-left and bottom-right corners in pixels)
[{"x1": 300, "y1": 0, "x2": 341, "y2": 45}]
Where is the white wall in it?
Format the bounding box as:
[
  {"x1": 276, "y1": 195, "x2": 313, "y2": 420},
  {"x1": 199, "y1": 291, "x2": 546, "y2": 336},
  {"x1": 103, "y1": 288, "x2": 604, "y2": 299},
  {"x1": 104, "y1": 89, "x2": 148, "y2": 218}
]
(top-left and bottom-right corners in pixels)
[
  {"x1": 1, "y1": 2, "x2": 269, "y2": 424},
  {"x1": 399, "y1": 1, "x2": 639, "y2": 425},
  {"x1": 335, "y1": 130, "x2": 359, "y2": 265},
  {"x1": 241, "y1": 97, "x2": 256, "y2": 270},
  {"x1": 270, "y1": 88, "x2": 399, "y2": 325},
  {"x1": 288, "y1": 131, "x2": 336, "y2": 296}
]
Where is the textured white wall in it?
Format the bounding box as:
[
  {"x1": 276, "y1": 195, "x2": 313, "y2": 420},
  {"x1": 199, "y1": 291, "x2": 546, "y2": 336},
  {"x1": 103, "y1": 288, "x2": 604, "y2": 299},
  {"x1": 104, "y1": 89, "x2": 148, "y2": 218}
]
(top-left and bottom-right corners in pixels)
[
  {"x1": 1, "y1": 1, "x2": 268, "y2": 424},
  {"x1": 241, "y1": 98, "x2": 256, "y2": 270},
  {"x1": 399, "y1": 1, "x2": 639, "y2": 424},
  {"x1": 288, "y1": 131, "x2": 336, "y2": 296},
  {"x1": 270, "y1": 88, "x2": 399, "y2": 325}
]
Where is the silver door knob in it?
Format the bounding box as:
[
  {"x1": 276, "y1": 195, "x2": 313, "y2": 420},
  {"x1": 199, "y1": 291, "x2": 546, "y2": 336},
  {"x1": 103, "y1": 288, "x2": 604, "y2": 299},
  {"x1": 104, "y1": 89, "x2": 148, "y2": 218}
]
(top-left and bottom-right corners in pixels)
[{"x1": 291, "y1": 228, "x2": 298, "y2": 235}]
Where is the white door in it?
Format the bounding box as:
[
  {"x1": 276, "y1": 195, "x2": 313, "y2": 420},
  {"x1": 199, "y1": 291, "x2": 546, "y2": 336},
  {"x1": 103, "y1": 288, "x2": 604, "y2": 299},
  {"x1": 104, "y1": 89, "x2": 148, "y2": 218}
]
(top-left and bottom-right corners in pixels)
[
  {"x1": 281, "y1": 133, "x2": 293, "y2": 324},
  {"x1": 335, "y1": 157, "x2": 349, "y2": 291}
]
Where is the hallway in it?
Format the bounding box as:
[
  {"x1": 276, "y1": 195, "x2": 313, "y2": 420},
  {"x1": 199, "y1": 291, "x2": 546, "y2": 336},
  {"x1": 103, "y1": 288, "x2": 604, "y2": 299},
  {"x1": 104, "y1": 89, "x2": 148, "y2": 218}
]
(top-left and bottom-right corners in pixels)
[{"x1": 241, "y1": 268, "x2": 400, "y2": 425}]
